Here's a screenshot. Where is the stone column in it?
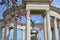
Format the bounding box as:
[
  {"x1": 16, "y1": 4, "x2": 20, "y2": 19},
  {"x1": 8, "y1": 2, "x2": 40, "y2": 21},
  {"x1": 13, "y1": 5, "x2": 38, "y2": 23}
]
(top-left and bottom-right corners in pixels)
[
  {"x1": 4, "y1": 27, "x2": 10, "y2": 40},
  {"x1": 43, "y1": 16, "x2": 47, "y2": 40},
  {"x1": 46, "y1": 10, "x2": 51, "y2": 40},
  {"x1": 0, "y1": 27, "x2": 2, "y2": 40},
  {"x1": 22, "y1": 29, "x2": 25, "y2": 40},
  {"x1": 52, "y1": 28, "x2": 55, "y2": 40},
  {"x1": 26, "y1": 10, "x2": 31, "y2": 40},
  {"x1": 59, "y1": 20, "x2": 60, "y2": 40},
  {"x1": 13, "y1": 23, "x2": 17, "y2": 40},
  {"x1": 38, "y1": 31, "x2": 40, "y2": 40},
  {"x1": 53, "y1": 17, "x2": 58, "y2": 40}
]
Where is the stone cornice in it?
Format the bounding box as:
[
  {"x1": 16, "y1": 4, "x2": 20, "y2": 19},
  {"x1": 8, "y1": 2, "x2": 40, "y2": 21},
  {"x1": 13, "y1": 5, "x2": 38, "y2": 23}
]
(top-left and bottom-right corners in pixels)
[
  {"x1": 50, "y1": 6, "x2": 60, "y2": 13},
  {"x1": 23, "y1": 0, "x2": 53, "y2": 3},
  {"x1": 2, "y1": 6, "x2": 60, "y2": 20}
]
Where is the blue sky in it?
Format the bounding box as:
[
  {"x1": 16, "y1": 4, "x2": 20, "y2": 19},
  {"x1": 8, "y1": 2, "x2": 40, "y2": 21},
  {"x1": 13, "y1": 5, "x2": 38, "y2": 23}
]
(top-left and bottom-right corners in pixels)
[
  {"x1": 51, "y1": 0, "x2": 60, "y2": 8},
  {"x1": 0, "y1": 0, "x2": 60, "y2": 40}
]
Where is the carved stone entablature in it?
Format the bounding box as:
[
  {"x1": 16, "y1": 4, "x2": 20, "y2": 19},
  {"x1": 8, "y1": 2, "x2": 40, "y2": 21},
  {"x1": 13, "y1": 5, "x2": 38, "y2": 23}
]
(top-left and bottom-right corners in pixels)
[
  {"x1": 23, "y1": 0, "x2": 53, "y2": 4},
  {"x1": 23, "y1": 0, "x2": 53, "y2": 2}
]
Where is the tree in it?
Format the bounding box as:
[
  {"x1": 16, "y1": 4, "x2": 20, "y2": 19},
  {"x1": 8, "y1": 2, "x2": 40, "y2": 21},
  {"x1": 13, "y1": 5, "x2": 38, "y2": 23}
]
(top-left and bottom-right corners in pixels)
[
  {"x1": 0, "y1": 0, "x2": 17, "y2": 5},
  {"x1": 0, "y1": 0, "x2": 26, "y2": 26}
]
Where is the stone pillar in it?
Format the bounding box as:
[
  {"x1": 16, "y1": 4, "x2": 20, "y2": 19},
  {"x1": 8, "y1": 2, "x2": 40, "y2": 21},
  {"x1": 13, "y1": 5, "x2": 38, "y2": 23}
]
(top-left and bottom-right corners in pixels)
[
  {"x1": 26, "y1": 10, "x2": 31, "y2": 40},
  {"x1": 22, "y1": 29, "x2": 25, "y2": 40},
  {"x1": 43, "y1": 16, "x2": 47, "y2": 40},
  {"x1": 38, "y1": 31, "x2": 40, "y2": 40},
  {"x1": 53, "y1": 17, "x2": 58, "y2": 40},
  {"x1": 13, "y1": 23, "x2": 17, "y2": 40},
  {"x1": 59, "y1": 20, "x2": 60, "y2": 40},
  {"x1": 46, "y1": 10, "x2": 51, "y2": 40},
  {"x1": 4, "y1": 27, "x2": 10, "y2": 40},
  {"x1": 52, "y1": 28, "x2": 55, "y2": 40},
  {"x1": 0, "y1": 27, "x2": 2, "y2": 40}
]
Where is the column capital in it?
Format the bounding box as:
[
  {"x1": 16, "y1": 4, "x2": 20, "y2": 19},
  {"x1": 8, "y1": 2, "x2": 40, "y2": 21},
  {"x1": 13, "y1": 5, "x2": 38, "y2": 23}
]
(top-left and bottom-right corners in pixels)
[{"x1": 45, "y1": 9, "x2": 50, "y2": 17}]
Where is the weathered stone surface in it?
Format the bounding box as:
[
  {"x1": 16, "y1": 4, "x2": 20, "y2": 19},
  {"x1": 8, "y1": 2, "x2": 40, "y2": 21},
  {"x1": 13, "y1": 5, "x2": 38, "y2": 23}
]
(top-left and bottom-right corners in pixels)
[{"x1": 23, "y1": 0, "x2": 52, "y2": 2}]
